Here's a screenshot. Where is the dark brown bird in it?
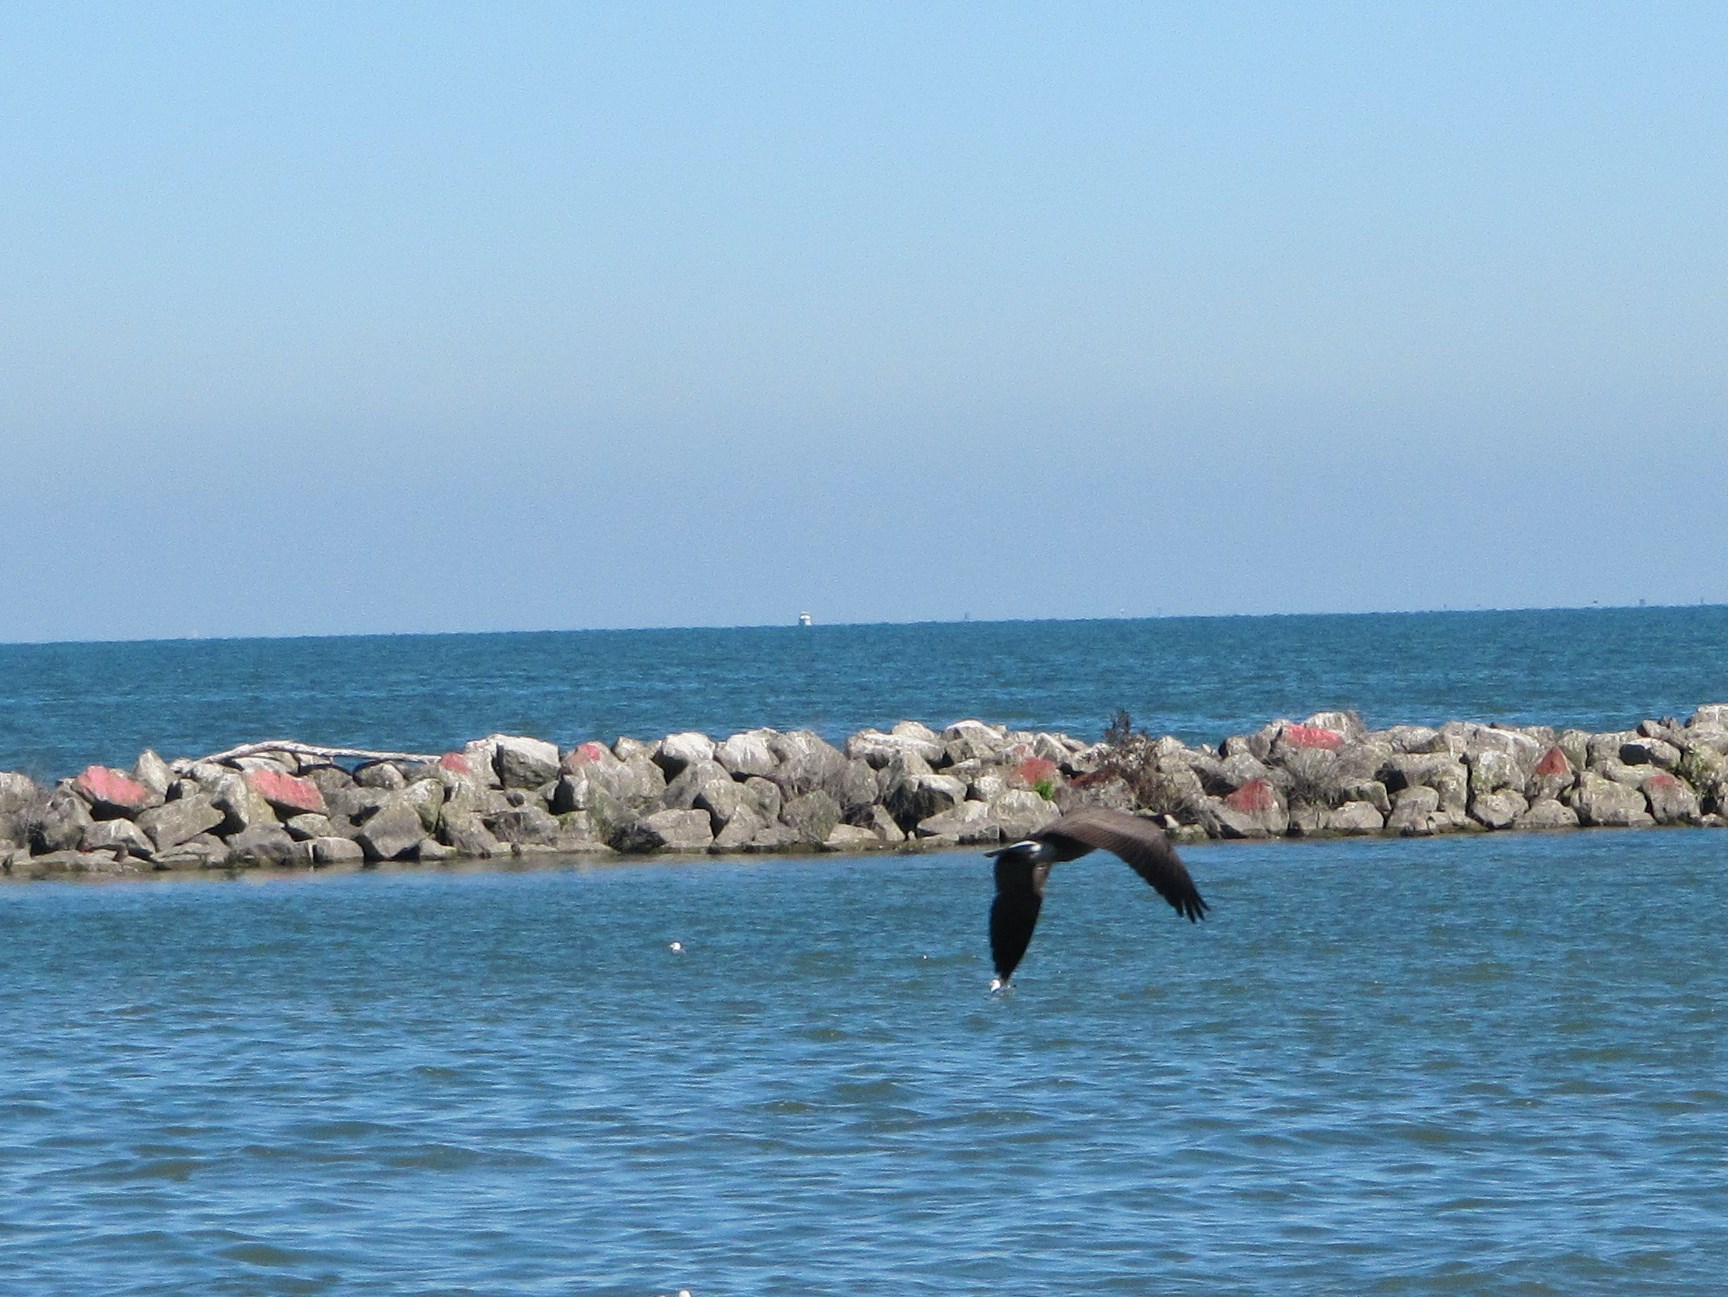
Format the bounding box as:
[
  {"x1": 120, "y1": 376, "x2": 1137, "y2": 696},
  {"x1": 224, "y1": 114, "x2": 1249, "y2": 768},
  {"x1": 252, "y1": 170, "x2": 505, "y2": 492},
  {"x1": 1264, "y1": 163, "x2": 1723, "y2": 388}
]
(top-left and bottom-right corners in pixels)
[{"x1": 986, "y1": 806, "x2": 1207, "y2": 989}]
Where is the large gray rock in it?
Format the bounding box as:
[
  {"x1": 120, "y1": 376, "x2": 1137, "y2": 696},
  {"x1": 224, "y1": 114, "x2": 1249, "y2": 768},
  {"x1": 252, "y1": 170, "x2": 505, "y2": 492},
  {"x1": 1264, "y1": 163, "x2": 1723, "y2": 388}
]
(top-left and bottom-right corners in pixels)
[
  {"x1": 612, "y1": 809, "x2": 714, "y2": 854},
  {"x1": 654, "y1": 732, "x2": 715, "y2": 778},
  {"x1": 883, "y1": 770, "x2": 967, "y2": 830},
  {"x1": 835, "y1": 759, "x2": 880, "y2": 820},
  {"x1": 1516, "y1": 797, "x2": 1579, "y2": 830},
  {"x1": 844, "y1": 727, "x2": 946, "y2": 769},
  {"x1": 32, "y1": 788, "x2": 94, "y2": 853},
  {"x1": 989, "y1": 789, "x2": 1061, "y2": 841},
  {"x1": 131, "y1": 751, "x2": 175, "y2": 798},
  {"x1": 137, "y1": 795, "x2": 225, "y2": 851},
  {"x1": 439, "y1": 809, "x2": 505, "y2": 859},
  {"x1": 1327, "y1": 801, "x2": 1386, "y2": 834},
  {"x1": 0, "y1": 771, "x2": 42, "y2": 817},
  {"x1": 223, "y1": 825, "x2": 304, "y2": 868},
  {"x1": 715, "y1": 729, "x2": 778, "y2": 778},
  {"x1": 694, "y1": 779, "x2": 753, "y2": 830},
  {"x1": 311, "y1": 836, "x2": 365, "y2": 866},
  {"x1": 663, "y1": 759, "x2": 735, "y2": 811},
  {"x1": 1688, "y1": 703, "x2": 1728, "y2": 729},
  {"x1": 1387, "y1": 785, "x2": 1442, "y2": 835},
  {"x1": 767, "y1": 730, "x2": 849, "y2": 798},
  {"x1": 822, "y1": 824, "x2": 884, "y2": 852},
  {"x1": 82, "y1": 818, "x2": 154, "y2": 858},
  {"x1": 1468, "y1": 789, "x2": 1528, "y2": 830},
  {"x1": 1466, "y1": 749, "x2": 1526, "y2": 797},
  {"x1": 942, "y1": 719, "x2": 1009, "y2": 766},
  {"x1": 915, "y1": 799, "x2": 1000, "y2": 844},
  {"x1": 710, "y1": 803, "x2": 767, "y2": 853},
  {"x1": 355, "y1": 798, "x2": 428, "y2": 860},
  {"x1": 1570, "y1": 772, "x2": 1655, "y2": 827},
  {"x1": 354, "y1": 761, "x2": 408, "y2": 790},
  {"x1": 212, "y1": 773, "x2": 279, "y2": 836},
  {"x1": 1620, "y1": 737, "x2": 1681, "y2": 769},
  {"x1": 492, "y1": 735, "x2": 561, "y2": 790},
  {"x1": 484, "y1": 805, "x2": 562, "y2": 847},
  {"x1": 781, "y1": 790, "x2": 842, "y2": 847},
  {"x1": 1641, "y1": 772, "x2": 1703, "y2": 825},
  {"x1": 1379, "y1": 754, "x2": 1468, "y2": 813}
]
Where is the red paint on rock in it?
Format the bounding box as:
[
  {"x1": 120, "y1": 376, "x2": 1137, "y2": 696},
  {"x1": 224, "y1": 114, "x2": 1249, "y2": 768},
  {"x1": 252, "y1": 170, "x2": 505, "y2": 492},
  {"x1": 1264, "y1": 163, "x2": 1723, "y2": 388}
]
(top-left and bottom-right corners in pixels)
[
  {"x1": 1533, "y1": 746, "x2": 1571, "y2": 778},
  {"x1": 1645, "y1": 772, "x2": 1680, "y2": 790},
  {"x1": 1225, "y1": 779, "x2": 1278, "y2": 813},
  {"x1": 74, "y1": 765, "x2": 153, "y2": 811},
  {"x1": 1014, "y1": 756, "x2": 1059, "y2": 788},
  {"x1": 1281, "y1": 724, "x2": 1343, "y2": 750},
  {"x1": 563, "y1": 741, "x2": 611, "y2": 769},
  {"x1": 244, "y1": 769, "x2": 327, "y2": 816},
  {"x1": 438, "y1": 751, "x2": 472, "y2": 773}
]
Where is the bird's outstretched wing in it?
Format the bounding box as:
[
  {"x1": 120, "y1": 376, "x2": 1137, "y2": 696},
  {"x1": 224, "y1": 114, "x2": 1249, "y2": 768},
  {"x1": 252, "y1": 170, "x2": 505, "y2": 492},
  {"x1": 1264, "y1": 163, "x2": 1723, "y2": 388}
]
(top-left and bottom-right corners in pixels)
[
  {"x1": 1035, "y1": 807, "x2": 1208, "y2": 921},
  {"x1": 989, "y1": 855, "x2": 1051, "y2": 984}
]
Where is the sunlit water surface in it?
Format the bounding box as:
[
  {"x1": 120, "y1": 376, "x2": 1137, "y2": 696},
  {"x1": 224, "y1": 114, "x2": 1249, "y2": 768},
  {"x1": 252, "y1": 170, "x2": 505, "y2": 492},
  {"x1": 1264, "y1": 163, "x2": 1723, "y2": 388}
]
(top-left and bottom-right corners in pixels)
[{"x1": 3, "y1": 830, "x2": 1723, "y2": 1296}]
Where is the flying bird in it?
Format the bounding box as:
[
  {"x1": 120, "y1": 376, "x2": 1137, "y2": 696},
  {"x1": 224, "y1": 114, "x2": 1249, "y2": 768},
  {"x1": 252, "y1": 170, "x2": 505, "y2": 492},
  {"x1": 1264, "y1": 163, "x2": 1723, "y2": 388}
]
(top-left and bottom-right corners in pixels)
[{"x1": 986, "y1": 806, "x2": 1207, "y2": 989}]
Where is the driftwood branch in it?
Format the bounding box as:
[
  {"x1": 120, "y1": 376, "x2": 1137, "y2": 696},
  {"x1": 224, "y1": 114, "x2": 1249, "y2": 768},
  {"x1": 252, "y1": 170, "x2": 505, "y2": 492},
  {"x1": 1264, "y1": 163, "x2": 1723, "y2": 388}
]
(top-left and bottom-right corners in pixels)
[{"x1": 175, "y1": 740, "x2": 446, "y2": 771}]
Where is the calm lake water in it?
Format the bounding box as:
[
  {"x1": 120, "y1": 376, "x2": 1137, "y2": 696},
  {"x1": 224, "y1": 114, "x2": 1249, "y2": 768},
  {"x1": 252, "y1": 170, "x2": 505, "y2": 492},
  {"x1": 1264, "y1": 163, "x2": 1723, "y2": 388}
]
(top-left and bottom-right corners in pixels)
[
  {"x1": 3, "y1": 609, "x2": 1726, "y2": 1294},
  {"x1": 2, "y1": 831, "x2": 1724, "y2": 1295}
]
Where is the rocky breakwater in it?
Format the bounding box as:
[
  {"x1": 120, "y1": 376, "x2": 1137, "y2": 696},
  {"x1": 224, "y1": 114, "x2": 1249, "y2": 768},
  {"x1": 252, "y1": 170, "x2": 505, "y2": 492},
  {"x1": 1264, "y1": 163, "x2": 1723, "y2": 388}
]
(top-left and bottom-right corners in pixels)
[{"x1": 2, "y1": 705, "x2": 1726, "y2": 878}]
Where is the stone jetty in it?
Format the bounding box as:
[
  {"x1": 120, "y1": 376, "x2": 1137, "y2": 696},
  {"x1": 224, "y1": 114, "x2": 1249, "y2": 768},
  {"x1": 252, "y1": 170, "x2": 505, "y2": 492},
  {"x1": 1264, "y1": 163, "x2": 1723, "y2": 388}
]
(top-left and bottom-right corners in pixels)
[{"x1": 4, "y1": 706, "x2": 1728, "y2": 878}]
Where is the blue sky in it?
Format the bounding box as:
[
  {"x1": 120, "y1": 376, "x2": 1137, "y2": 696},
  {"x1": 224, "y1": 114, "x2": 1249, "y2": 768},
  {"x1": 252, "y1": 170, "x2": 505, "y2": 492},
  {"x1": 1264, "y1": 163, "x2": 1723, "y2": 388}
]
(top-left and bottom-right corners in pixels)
[{"x1": 4, "y1": 2, "x2": 1724, "y2": 641}]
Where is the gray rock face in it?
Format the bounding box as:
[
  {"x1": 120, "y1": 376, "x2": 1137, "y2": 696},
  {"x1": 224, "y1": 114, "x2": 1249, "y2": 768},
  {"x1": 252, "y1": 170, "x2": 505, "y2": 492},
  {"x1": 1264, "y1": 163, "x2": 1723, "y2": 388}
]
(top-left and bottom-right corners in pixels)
[
  {"x1": 1327, "y1": 801, "x2": 1386, "y2": 834},
  {"x1": 916, "y1": 799, "x2": 999, "y2": 844},
  {"x1": 989, "y1": 789, "x2": 1061, "y2": 841},
  {"x1": 1641, "y1": 772, "x2": 1703, "y2": 825},
  {"x1": 224, "y1": 825, "x2": 303, "y2": 868},
  {"x1": 781, "y1": 790, "x2": 842, "y2": 847},
  {"x1": 715, "y1": 730, "x2": 778, "y2": 778},
  {"x1": 883, "y1": 770, "x2": 967, "y2": 830},
  {"x1": 485, "y1": 805, "x2": 562, "y2": 847},
  {"x1": 1516, "y1": 797, "x2": 1579, "y2": 830},
  {"x1": 612, "y1": 809, "x2": 714, "y2": 854},
  {"x1": 1570, "y1": 772, "x2": 1655, "y2": 827},
  {"x1": 32, "y1": 789, "x2": 94, "y2": 853},
  {"x1": 138, "y1": 795, "x2": 225, "y2": 851},
  {"x1": 694, "y1": 779, "x2": 753, "y2": 830},
  {"x1": 492, "y1": 735, "x2": 561, "y2": 790},
  {"x1": 655, "y1": 732, "x2": 716, "y2": 778},
  {"x1": 1469, "y1": 789, "x2": 1529, "y2": 830},
  {"x1": 355, "y1": 798, "x2": 428, "y2": 860},
  {"x1": 845, "y1": 728, "x2": 945, "y2": 768},
  {"x1": 212, "y1": 773, "x2": 279, "y2": 836},
  {"x1": 768, "y1": 730, "x2": 848, "y2": 798},
  {"x1": 1387, "y1": 785, "x2": 1442, "y2": 835},
  {"x1": 82, "y1": 818, "x2": 153, "y2": 858},
  {"x1": 311, "y1": 836, "x2": 365, "y2": 866},
  {"x1": 711, "y1": 804, "x2": 767, "y2": 852},
  {"x1": 439, "y1": 810, "x2": 504, "y2": 858},
  {"x1": 663, "y1": 759, "x2": 735, "y2": 811}
]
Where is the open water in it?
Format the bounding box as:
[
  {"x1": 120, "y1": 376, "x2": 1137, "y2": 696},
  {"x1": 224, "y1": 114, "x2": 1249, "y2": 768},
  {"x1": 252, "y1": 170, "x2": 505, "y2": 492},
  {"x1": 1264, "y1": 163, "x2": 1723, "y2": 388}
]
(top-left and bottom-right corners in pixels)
[{"x1": 3, "y1": 608, "x2": 1727, "y2": 1295}]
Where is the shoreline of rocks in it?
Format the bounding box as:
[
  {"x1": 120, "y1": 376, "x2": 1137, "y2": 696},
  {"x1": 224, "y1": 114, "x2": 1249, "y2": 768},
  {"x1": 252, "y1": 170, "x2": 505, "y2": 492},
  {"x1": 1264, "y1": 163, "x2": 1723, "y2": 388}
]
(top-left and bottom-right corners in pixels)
[{"x1": 4, "y1": 705, "x2": 1728, "y2": 879}]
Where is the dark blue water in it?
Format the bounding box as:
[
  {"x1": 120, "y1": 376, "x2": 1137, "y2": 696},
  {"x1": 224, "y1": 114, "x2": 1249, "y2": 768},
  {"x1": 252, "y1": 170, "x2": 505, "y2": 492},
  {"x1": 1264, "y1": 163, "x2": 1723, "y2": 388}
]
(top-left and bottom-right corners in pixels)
[
  {"x1": 2, "y1": 831, "x2": 1723, "y2": 1295},
  {"x1": 4, "y1": 606, "x2": 1727, "y2": 778},
  {"x1": 5, "y1": 609, "x2": 1727, "y2": 1294}
]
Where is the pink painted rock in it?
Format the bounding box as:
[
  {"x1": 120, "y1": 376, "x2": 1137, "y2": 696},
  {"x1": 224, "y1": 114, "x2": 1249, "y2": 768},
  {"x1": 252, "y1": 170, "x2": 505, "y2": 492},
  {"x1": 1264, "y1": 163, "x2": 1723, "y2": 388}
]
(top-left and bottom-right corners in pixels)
[
  {"x1": 244, "y1": 769, "x2": 327, "y2": 817},
  {"x1": 73, "y1": 765, "x2": 157, "y2": 815},
  {"x1": 1225, "y1": 779, "x2": 1279, "y2": 813},
  {"x1": 562, "y1": 741, "x2": 614, "y2": 771},
  {"x1": 438, "y1": 751, "x2": 472, "y2": 774},
  {"x1": 1280, "y1": 723, "x2": 1344, "y2": 751},
  {"x1": 1533, "y1": 746, "x2": 1572, "y2": 779}
]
